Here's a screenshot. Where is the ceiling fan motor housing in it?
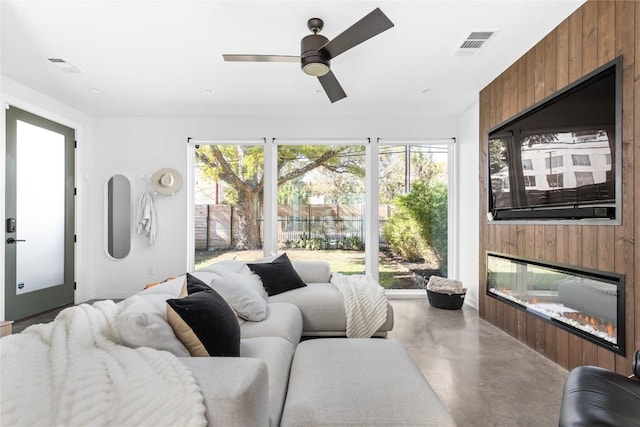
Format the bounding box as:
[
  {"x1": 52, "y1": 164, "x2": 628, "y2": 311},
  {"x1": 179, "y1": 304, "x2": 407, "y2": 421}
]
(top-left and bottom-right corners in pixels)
[{"x1": 301, "y1": 34, "x2": 330, "y2": 76}]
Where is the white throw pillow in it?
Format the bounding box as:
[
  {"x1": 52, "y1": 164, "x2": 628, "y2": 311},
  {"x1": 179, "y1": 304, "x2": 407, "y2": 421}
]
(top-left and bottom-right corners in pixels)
[
  {"x1": 211, "y1": 272, "x2": 268, "y2": 321},
  {"x1": 116, "y1": 294, "x2": 190, "y2": 357},
  {"x1": 138, "y1": 275, "x2": 186, "y2": 297},
  {"x1": 196, "y1": 260, "x2": 248, "y2": 275},
  {"x1": 189, "y1": 271, "x2": 221, "y2": 287}
]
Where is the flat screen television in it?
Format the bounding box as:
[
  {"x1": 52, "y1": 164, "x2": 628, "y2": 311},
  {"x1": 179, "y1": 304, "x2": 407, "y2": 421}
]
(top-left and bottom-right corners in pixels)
[{"x1": 487, "y1": 56, "x2": 621, "y2": 222}]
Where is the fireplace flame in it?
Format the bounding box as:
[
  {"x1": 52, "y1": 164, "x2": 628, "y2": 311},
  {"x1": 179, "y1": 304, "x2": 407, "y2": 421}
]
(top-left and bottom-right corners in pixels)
[
  {"x1": 490, "y1": 287, "x2": 617, "y2": 342},
  {"x1": 564, "y1": 312, "x2": 616, "y2": 338}
]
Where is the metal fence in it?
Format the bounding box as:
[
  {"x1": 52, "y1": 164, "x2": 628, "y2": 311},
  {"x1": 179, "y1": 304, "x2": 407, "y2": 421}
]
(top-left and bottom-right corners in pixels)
[
  {"x1": 195, "y1": 203, "x2": 389, "y2": 250},
  {"x1": 274, "y1": 217, "x2": 366, "y2": 249},
  {"x1": 272, "y1": 218, "x2": 389, "y2": 250}
]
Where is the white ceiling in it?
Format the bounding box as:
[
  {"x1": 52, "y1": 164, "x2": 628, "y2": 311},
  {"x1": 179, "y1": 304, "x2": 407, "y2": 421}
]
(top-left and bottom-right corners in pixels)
[{"x1": 1, "y1": 0, "x2": 584, "y2": 119}]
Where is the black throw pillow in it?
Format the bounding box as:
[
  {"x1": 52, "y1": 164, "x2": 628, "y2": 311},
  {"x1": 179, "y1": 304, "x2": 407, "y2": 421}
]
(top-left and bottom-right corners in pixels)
[
  {"x1": 247, "y1": 253, "x2": 307, "y2": 296},
  {"x1": 185, "y1": 272, "x2": 211, "y2": 294},
  {"x1": 166, "y1": 273, "x2": 240, "y2": 357}
]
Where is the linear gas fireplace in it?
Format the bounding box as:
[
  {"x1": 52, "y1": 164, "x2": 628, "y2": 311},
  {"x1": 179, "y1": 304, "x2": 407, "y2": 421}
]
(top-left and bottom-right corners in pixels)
[{"x1": 486, "y1": 252, "x2": 625, "y2": 355}]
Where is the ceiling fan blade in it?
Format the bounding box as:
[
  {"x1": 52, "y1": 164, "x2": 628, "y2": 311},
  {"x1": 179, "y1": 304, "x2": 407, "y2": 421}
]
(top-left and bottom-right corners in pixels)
[
  {"x1": 222, "y1": 54, "x2": 300, "y2": 63},
  {"x1": 318, "y1": 70, "x2": 347, "y2": 103},
  {"x1": 318, "y1": 8, "x2": 394, "y2": 59}
]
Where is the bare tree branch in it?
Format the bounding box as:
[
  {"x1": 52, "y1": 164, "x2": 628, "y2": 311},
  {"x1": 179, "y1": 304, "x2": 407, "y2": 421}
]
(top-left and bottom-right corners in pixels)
[
  {"x1": 197, "y1": 146, "x2": 250, "y2": 194},
  {"x1": 277, "y1": 149, "x2": 341, "y2": 185}
]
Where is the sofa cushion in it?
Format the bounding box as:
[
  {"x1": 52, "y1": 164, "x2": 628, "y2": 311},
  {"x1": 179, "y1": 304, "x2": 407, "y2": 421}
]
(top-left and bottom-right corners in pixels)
[
  {"x1": 214, "y1": 272, "x2": 268, "y2": 321},
  {"x1": 116, "y1": 294, "x2": 190, "y2": 357},
  {"x1": 247, "y1": 253, "x2": 306, "y2": 296},
  {"x1": 291, "y1": 260, "x2": 331, "y2": 284},
  {"x1": 196, "y1": 259, "x2": 250, "y2": 275},
  {"x1": 241, "y1": 337, "x2": 296, "y2": 427},
  {"x1": 281, "y1": 339, "x2": 455, "y2": 427},
  {"x1": 180, "y1": 357, "x2": 269, "y2": 427},
  {"x1": 240, "y1": 303, "x2": 303, "y2": 346},
  {"x1": 167, "y1": 274, "x2": 240, "y2": 357},
  {"x1": 139, "y1": 274, "x2": 186, "y2": 297},
  {"x1": 268, "y1": 283, "x2": 347, "y2": 332},
  {"x1": 191, "y1": 271, "x2": 268, "y2": 322}
]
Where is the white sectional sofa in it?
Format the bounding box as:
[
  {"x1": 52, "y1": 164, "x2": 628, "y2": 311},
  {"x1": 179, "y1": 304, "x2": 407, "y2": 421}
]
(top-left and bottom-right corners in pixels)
[
  {"x1": 118, "y1": 258, "x2": 452, "y2": 426},
  {"x1": 196, "y1": 259, "x2": 394, "y2": 338}
]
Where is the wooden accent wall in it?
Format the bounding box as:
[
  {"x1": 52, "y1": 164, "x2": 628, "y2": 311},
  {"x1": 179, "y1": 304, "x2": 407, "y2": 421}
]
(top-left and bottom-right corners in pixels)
[{"x1": 479, "y1": 0, "x2": 639, "y2": 374}]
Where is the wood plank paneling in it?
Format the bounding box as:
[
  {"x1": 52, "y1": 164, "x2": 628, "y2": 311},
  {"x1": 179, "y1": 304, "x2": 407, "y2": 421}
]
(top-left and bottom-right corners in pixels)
[
  {"x1": 545, "y1": 323, "x2": 557, "y2": 360},
  {"x1": 568, "y1": 334, "x2": 583, "y2": 370},
  {"x1": 636, "y1": 0, "x2": 640, "y2": 81},
  {"x1": 557, "y1": 18, "x2": 570, "y2": 89},
  {"x1": 556, "y1": 329, "x2": 570, "y2": 369},
  {"x1": 545, "y1": 32, "x2": 558, "y2": 97},
  {"x1": 581, "y1": 226, "x2": 598, "y2": 270},
  {"x1": 567, "y1": 225, "x2": 582, "y2": 266},
  {"x1": 555, "y1": 225, "x2": 567, "y2": 265},
  {"x1": 508, "y1": 305, "x2": 518, "y2": 338},
  {"x1": 582, "y1": 1, "x2": 598, "y2": 74},
  {"x1": 632, "y1": 0, "x2": 640, "y2": 372},
  {"x1": 517, "y1": 309, "x2": 526, "y2": 342},
  {"x1": 634, "y1": 71, "x2": 640, "y2": 364},
  {"x1": 597, "y1": 0, "x2": 615, "y2": 63},
  {"x1": 598, "y1": 346, "x2": 615, "y2": 371},
  {"x1": 568, "y1": 7, "x2": 583, "y2": 82},
  {"x1": 543, "y1": 226, "x2": 556, "y2": 263},
  {"x1": 517, "y1": 54, "x2": 528, "y2": 112},
  {"x1": 534, "y1": 41, "x2": 547, "y2": 102},
  {"x1": 535, "y1": 318, "x2": 546, "y2": 354},
  {"x1": 526, "y1": 314, "x2": 537, "y2": 348},
  {"x1": 479, "y1": 0, "x2": 637, "y2": 372},
  {"x1": 582, "y1": 342, "x2": 598, "y2": 366}
]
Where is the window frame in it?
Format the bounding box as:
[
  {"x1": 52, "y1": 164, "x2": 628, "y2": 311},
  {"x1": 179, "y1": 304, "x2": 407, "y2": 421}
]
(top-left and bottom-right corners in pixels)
[{"x1": 187, "y1": 137, "x2": 456, "y2": 288}]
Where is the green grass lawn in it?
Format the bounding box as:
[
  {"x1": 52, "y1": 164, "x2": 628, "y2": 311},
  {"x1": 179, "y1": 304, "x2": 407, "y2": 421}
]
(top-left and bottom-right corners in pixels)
[{"x1": 195, "y1": 248, "x2": 418, "y2": 289}]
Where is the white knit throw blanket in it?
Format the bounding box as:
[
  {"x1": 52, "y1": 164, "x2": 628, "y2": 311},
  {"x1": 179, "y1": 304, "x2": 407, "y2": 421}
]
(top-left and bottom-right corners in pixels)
[
  {"x1": 330, "y1": 273, "x2": 388, "y2": 338},
  {"x1": 0, "y1": 300, "x2": 207, "y2": 427}
]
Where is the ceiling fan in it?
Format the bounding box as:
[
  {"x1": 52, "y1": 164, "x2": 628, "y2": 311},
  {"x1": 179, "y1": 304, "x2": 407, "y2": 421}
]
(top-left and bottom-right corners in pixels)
[{"x1": 223, "y1": 8, "x2": 394, "y2": 103}]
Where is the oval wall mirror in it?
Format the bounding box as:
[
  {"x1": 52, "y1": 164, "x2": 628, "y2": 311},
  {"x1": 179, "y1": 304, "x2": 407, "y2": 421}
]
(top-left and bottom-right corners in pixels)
[{"x1": 106, "y1": 174, "x2": 131, "y2": 259}]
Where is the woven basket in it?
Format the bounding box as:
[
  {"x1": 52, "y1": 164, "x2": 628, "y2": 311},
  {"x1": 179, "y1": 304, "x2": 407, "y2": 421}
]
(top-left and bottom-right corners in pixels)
[{"x1": 426, "y1": 289, "x2": 466, "y2": 310}]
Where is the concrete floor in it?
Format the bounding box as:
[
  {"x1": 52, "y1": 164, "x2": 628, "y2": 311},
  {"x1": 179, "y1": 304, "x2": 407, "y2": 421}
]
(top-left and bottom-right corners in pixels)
[
  {"x1": 388, "y1": 297, "x2": 569, "y2": 427},
  {"x1": 13, "y1": 297, "x2": 569, "y2": 426}
]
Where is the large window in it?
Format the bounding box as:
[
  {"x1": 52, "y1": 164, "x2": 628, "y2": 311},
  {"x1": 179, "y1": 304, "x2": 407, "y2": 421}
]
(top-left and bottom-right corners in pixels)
[
  {"x1": 378, "y1": 143, "x2": 449, "y2": 289},
  {"x1": 191, "y1": 139, "x2": 454, "y2": 289},
  {"x1": 193, "y1": 143, "x2": 265, "y2": 264},
  {"x1": 276, "y1": 144, "x2": 366, "y2": 274}
]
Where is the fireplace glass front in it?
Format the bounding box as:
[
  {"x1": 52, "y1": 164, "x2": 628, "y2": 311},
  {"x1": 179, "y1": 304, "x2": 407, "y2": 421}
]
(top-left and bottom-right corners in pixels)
[{"x1": 487, "y1": 252, "x2": 624, "y2": 354}]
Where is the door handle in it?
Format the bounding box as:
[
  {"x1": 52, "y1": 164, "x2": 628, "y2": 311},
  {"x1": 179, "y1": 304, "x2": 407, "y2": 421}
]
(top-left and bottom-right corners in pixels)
[{"x1": 6, "y1": 238, "x2": 26, "y2": 244}]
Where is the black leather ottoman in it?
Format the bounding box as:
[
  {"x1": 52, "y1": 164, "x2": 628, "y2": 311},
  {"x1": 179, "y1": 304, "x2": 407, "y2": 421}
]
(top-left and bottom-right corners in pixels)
[{"x1": 559, "y1": 363, "x2": 640, "y2": 427}]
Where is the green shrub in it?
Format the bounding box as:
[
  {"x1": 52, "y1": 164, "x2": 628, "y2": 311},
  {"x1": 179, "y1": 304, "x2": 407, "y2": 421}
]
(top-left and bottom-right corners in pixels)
[
  {"x1": 386, "y1": 180, "x2": 448, "y2": 274},
  {"x1": 338, "y1": 235, "x2": 363, "y2": 250},
  {"x1": 383, "y1": 212, "x2": 425, "y2": 262}
]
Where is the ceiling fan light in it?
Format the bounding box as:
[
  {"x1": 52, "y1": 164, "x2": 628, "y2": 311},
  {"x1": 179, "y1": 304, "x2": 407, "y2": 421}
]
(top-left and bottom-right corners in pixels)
[{"x1": 302, "y1": 62, "x2": 330, "y2": 77}]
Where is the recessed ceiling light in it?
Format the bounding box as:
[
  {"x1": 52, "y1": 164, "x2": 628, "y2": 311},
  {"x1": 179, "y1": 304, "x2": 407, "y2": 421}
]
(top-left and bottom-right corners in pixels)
[
  {"x1": 90, "y1": 88, "x2": 102, "y2": 95},
  {"x1": 203, "y1": 88, "x2": 215, "y2": 95},
  {"x1": 422, "y1": 88, "x2": 433, "y2": 94}
]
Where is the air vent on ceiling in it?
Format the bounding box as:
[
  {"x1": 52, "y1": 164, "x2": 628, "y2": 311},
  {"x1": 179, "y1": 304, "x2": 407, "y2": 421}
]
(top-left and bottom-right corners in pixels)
[
  {"x1": 453, "y1": 30, "x2": 498, "y2": 57},
  {"x1": 45, "y1": 57, "x2": 82, "y2": 73}
]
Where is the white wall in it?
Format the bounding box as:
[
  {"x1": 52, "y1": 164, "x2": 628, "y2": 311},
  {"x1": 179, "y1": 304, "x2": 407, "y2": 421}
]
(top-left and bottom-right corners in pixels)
[
  {"x1": 90, "y1": 116, "x2": 458, "y2": 299},
  {"x1": 455, "y1": 100, "x2": 480, "y2": 308},
  {"x1": 1, "y1": 75, "x2": 470, "y2": 309}
]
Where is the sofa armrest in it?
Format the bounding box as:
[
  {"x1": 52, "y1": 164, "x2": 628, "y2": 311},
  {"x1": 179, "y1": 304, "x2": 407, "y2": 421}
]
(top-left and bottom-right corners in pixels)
[
  {"x1": 291, "y1": 261, "x2": 331, "y2": 283},
  {"x1": 180, "y1": 357, "x2": 269, "y2": 427}
]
